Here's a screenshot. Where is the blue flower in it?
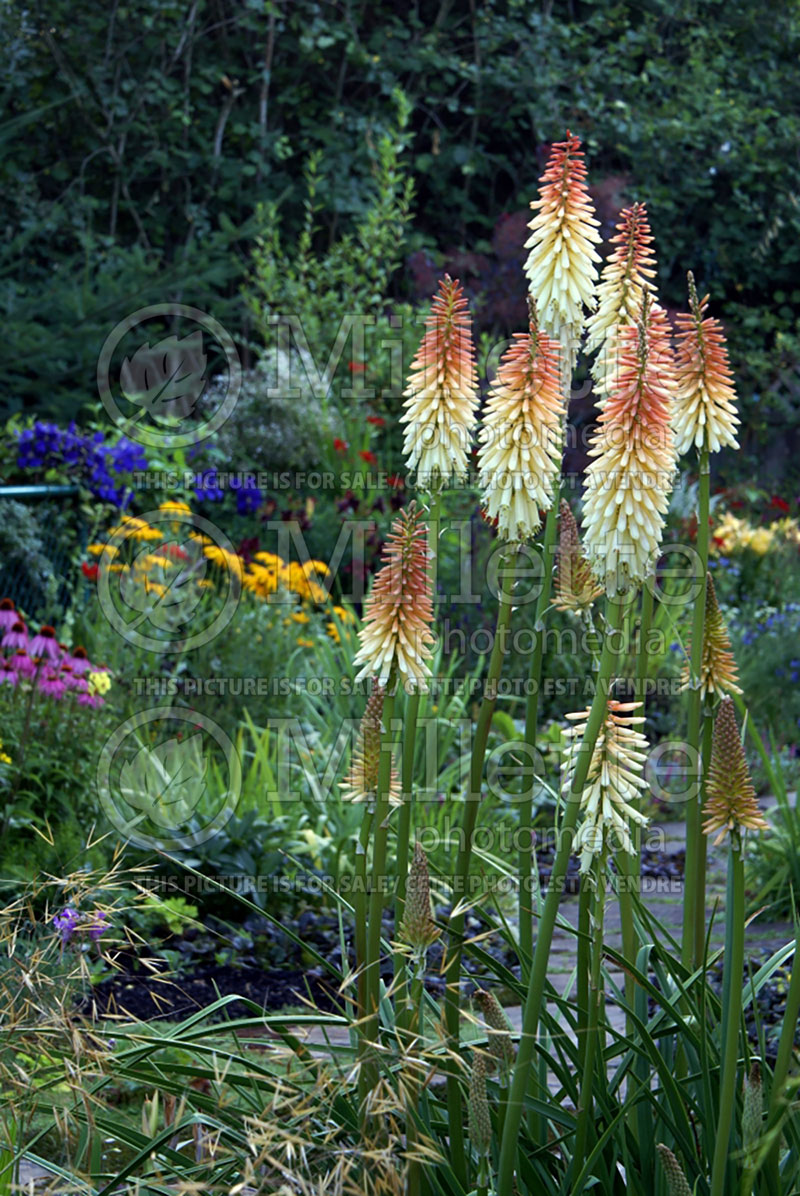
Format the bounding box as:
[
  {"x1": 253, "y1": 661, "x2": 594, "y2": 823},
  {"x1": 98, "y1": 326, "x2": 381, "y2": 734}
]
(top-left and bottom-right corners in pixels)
[
  {"x1": 229, "y1": 477, "x2": 262, "y2": 514},
  {"x1": 16, "y1": 423, "x2": 148, "y2": 509},
  {"x1": 194, "y1": 470, "x2": 225, "y2": 502},
  {"x1": 53, "y1": 906, "x2": 81, "y2": 945}
]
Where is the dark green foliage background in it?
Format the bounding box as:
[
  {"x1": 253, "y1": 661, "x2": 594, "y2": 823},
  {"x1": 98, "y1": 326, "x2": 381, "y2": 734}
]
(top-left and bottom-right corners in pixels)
[{"x1": 2, "y1": 0, "x2": 799, "y2": 472}]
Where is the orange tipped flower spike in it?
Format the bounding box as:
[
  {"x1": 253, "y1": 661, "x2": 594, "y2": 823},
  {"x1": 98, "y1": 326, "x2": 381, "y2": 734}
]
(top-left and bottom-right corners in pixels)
[
  {"x1": 582, "y1": 295, "x2": 677, "y2": 596},
  {"x1": 352, "y1": 502, "x2": 434, "y2": 691},
  {"x1": 401, "y1": 275, "x2": 478, "y2": 489},
  {"x1": 477, "y1": 301, "x2": 563, "y2": 542},
  {"x1": 524, "y1": 131, "x2": 602, "y2": 377},
  {"x1": 673, "y1": 272, "x2": 740, "y2": 456},
  {"x1": 586, "y1": 202, "x2": 657, "y2": 400}
]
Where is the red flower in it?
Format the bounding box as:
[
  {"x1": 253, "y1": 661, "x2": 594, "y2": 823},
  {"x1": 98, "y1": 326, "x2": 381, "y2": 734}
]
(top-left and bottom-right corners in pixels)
[
  {"x1": 333, "y1": 438, "x2": 348, "y2": 453},
  {"x1": 81, "y1": 562, "x2": 99, "y2": 581},
  {"x1": 349, "y1": 361, "x2": 366, "y2": 374},
  {"x1": 163, "y1": 543, "x2": 190, "y2": 561},
  {"x1": 387, "y1": 474, "x2": 404, "y2": 489},
  {"x1": 770, "y1": 496, "x2": 791, "y2": 514},
  {"x1": 366, "y1": 415, "x2": 385, "y2": 427},
  {"x1": 359, "y1": 450, "x2": 378, "y2": 466}
]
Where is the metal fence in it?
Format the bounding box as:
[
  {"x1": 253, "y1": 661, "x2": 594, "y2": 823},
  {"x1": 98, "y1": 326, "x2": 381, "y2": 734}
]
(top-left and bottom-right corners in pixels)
[{"x1": 0, "y1": 484, "x2": 86, "y2": 621}]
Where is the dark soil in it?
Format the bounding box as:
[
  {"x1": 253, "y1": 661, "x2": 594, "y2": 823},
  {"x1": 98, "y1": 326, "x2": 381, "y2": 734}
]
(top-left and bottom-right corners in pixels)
[
  {"x1": 79, "y1": 956, "x2": 341, "y2": 1024},
  {"x1": 79, "y1": 849, "x2": 687, "y2": 1024}
]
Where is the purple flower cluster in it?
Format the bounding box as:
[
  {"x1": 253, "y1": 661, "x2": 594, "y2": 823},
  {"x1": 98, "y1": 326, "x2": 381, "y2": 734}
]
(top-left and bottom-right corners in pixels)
[
  {"x1": 193, "y1": 469, "x2": 262, "y2": 514},
  {"x1": 53, "y1": 906, "x2": 108, "y2": 946},
  {"x1": 16, "y1": 422, "x2": 148, "y2": 508},
  {"x1": 0, "y1": 599, "x2": 110, "y2": 705}
]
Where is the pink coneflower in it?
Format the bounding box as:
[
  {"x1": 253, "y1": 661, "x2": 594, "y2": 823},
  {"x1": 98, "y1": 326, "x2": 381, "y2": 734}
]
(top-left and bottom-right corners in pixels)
[
  {"x1": 28, "y1": 625, "x2": 60, "y2": 660},
  {"x1": 66, "y1": 646, "x2": 92, "y2": 675},
  {"x1": 38, "y1": 671, "x2": 67, "y2": 699},
  {"x1": 10, "y1": 651, "x2": 33, "y2": 678},
  {"x1": 0, "y1": 599, "x2": 17, "y2": 631},
  {"x1": 2, "y1": 620, "x2": 28, "y2": 652},
  {"x1": 0, "y1": 660, "x2": 18, "y2": 686},
  {"x1": 59, "y1": 665, "x2": 80, "y2": 691},
  {"x1": 76, "y1": 692, "x2": 104, "y2": 708}
]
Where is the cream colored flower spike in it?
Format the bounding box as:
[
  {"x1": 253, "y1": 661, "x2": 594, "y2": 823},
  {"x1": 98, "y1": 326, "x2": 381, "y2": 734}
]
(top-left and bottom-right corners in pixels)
[
  {"x1": 585, "y1": 202, "x2": 657, "y2": 400},
  {"x1": 562, "y1": 699, "x2": 650, "y2": 874},
  {"x1": 400, "y1": 275, "x2": 478, "y2": 490},
  {"x1": 582, "y1": 296, "x2": 678, "y2": 596},
  {"x1": 477, "y1": 302, "x2": 563, "y2": 542},
  {"x1": 673, "y1": 272, "x2": 740, "y2": 456},
  {"x1": 524, "y1": 131, "x2": 602, "y2": 375},
  {"x1": 352, "y1": 502, "x2": 434, "y2": 691}
]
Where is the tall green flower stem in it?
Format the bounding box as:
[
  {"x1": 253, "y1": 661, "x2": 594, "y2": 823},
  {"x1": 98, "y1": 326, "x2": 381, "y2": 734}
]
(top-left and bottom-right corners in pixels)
[
  {"x1": 695, "y1": 705, "x2": 714, "y2": 959},
  {"x1": 497, "y1": 594, "x2": 625, "y2": 1193},
  {"x1": 632, "y1": 579, "x2": 654, "y2": 872},
  {"x1": 405, "y1": 949, "x2": 428, "y2": 1196},
  {"x1": 572, "y1": 851, "x2": 607, "y2": 1180},
  {"x1": 354, "y1": 806, "x2": 374, "y2": 1031},
  {"x1": 359, "y1": 687, "x2": 398, "y2": 1116},
  {"x1": 443, "y1": 549, "x2": 517, "y2": 1184},
  {"x1": 519, "y1": 487, "x2": 561, "y2": 968},
  {"x1": 394, "y1": 493, "x2": 441, "y2": 1028},
  {"x1": 576, "y1": 882, "x2": 591, "y2": 1072},
  {"x1": 682, "y1": 448, "x2": 710, "y2": 968},
  {"x1": 709, "y1": 836, "x2": 745, "y2": 1196}
]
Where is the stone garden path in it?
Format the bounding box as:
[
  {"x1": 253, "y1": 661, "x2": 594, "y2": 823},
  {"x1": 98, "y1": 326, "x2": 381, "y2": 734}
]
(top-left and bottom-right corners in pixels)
[{"x1": 295, "y1": 816, "x2": 794, "y2": 1049}]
